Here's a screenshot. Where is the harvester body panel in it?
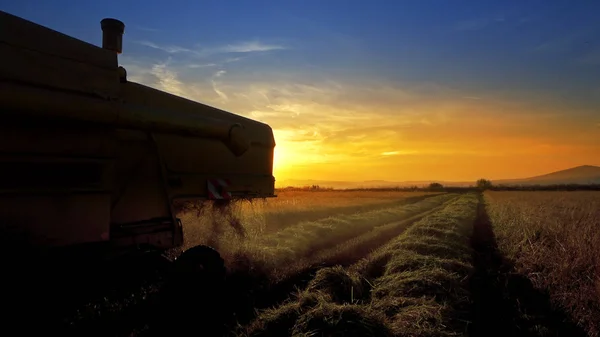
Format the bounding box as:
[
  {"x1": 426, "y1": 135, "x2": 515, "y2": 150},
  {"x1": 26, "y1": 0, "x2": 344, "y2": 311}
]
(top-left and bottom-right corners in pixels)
[{"x1": 0, "y1": 11, "x2": 276, "y2": 252}]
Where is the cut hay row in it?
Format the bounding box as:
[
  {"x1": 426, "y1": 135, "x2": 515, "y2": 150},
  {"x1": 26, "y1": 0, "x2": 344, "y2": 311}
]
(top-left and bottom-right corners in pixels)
[
  {"x1": 365, "y1": 193, "x2": 477, "y2": 336},
  {"x1": 241, "y1": 193, "x2": 458, "y2": 268},
  {"x1": 178, "y1": 192, "x2": 441, "y2": 247},
  {"x1": 241, "y1": 193, "x2": 478, "y2": 337},
  {"x1": 278, "y1": 195, "x2": 461, "y2": 277},
  {"x1": 241, "y1": 191, "x2": 442, "y2": 233}
]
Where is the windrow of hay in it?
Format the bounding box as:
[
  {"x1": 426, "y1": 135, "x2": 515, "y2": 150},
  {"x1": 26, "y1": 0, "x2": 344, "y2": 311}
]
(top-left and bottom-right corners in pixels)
[
  {"x1": 292, "y1": 302, "x2": 393, "y2": 337},
  {"x1": 306, "y1": 266, "x2": 366, "y2": 304},
  {"x1": 242, "y1": 194, "x2": 477, "y2": 337},
  {"x1": 245, "y1": 298, "x2": 394, "y2": 337},
  {"x1": 176, "y1": 191, "x2": 441, "y2": 252},
  {"x1": 304, "y1": 196, "x2": 459, "y2": 271},
  {"x1": 365, "y1": 193, "x2": 478, "y2": 336},
  {"x1": 251, "y1": 191, "x2": 442, "y2": 232},
  {"x1": 241, "y1": 194, "x2": 457, "y2": 269},
  {"x1": 243, "y1": 290, "x2": 344, "y2": 337}
]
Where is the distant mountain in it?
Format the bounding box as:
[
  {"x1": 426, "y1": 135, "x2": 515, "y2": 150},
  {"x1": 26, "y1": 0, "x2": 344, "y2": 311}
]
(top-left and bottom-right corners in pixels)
[
  {"x1": 276, "y1": 165, "x2": 600, "y2": 189},
  {"x1": 495, "y1": 165, "x2": 600, "y2": 185}
]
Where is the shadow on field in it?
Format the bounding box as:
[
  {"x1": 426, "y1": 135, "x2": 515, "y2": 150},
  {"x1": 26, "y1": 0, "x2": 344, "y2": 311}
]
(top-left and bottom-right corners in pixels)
[
  {"x1": 469, "y1": 194, "x2": 586, "y2": 337},
  {"x1": 224, "y1": 261, "x2": 323, "y2": 326},
  {"x1": 149, "y1": 256, "x2": 327, "y2": 337}
]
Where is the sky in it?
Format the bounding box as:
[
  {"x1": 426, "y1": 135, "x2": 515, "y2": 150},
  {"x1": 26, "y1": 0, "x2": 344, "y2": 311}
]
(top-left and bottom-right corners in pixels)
[{"x1": 3, "y1": 0, "x2": 599, "y2": 183}]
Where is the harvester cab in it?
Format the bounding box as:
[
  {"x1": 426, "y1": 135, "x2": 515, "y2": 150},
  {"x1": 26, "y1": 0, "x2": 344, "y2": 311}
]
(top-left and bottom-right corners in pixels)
[{"x1": 0, "y1": 11, "x2": 276, "y2": 267}]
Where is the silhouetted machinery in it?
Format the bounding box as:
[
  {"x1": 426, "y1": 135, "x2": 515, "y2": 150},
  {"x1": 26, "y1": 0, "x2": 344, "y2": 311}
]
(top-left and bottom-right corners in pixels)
[{"x1": 0, "y1": 11, "x2": 276, "y2": 279}]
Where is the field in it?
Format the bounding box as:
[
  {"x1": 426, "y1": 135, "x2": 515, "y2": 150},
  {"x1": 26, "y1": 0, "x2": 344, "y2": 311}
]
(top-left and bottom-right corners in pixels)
[
  {"x1": 482, "y1": 191, "x2": 600, "y2": 337},
  {"x1": 23, "y1": 189, "x2": 600, "y2": 337}
]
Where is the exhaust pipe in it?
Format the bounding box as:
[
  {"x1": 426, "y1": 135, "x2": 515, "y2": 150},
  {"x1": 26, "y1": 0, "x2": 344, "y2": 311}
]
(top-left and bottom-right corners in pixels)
[{"x1": 100, "y1": 18, "x2": 125, "y2": 54}]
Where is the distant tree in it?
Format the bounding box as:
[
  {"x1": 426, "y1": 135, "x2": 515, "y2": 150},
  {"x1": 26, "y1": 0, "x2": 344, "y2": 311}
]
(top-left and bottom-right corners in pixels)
[
  {"x1": 476, "y1": 178, "x2": 493, "y2": 190},
  {"x1": 428, "y1": 182, "x2": 444, "y2": 190}
]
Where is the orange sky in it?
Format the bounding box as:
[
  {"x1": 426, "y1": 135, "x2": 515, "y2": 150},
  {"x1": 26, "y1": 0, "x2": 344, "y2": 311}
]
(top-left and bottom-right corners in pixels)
[
  {"x1": 268, "y1": 88, "x2": 599, "y2": 183},
  {"x1": 124, "y1": 66, "x2": 599, "y2": 184}
]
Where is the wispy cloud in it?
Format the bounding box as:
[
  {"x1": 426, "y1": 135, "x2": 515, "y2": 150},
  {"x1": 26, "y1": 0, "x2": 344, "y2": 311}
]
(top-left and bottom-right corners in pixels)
[
  {"x1": 119, "y1": 57, "x2": 600, "y2": 181},
  {"x1": 148, "y1": 60, "x2": 186, "y2": 97},
  {"x1": 135, "y1": 40, "x2": 287, "y2": 57},
  {"x1": 211, "y1": 70, "x2": 228, "y2": 101},
  {"x1": 381, "y1": 151, "x2": 417, "y2": 156},
  {"x1": 136, "y1": 40, "x2": 194, "y2": 54},
  {"x1": 213, "y1": 41, "x2": 286, "y2": 53},
  {"x1": 188, "y1": 63, "x2": 217, "y2": 68}
]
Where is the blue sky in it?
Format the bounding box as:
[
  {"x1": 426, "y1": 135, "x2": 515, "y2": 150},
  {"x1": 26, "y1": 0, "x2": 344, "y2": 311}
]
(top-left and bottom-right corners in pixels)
[
  {"x1": 4, "y1": 0, "x2": 599, "y2": 104},
  {"x1": 2, "y1": 1, "x2": 599, "y2": 181}
]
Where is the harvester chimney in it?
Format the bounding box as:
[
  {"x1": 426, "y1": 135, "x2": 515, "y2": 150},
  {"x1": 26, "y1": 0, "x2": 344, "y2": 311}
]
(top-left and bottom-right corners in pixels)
[{"x1": 101, "y1": 18, "x2": 125, "y2": 54}]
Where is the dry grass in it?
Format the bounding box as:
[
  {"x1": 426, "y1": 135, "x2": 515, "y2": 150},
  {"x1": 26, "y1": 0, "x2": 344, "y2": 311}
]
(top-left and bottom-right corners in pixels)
[
  {"x1": 364, "y1": 194, "x2": 478, "y2": 336},
  {"x1": 299, "y1": 197, "x2": 458, "y2": 272},
  {"x1": 178, "y1": 191, "x2": 439, "y2": 251},
  {"x1": 245, "y1": 298, "x2": 393, "y2": 337},
  {"x1": 485, "y1": 191, "x2": 600, "y2": 337},
  {"x1": 291, "y1": 302, "x2": 393, "y2": 337},
  {"x1": 306, "y1": 266, "x2": 366, "y2": 304},
  {"x1": 208, "y1": 193, "x2": 456, "y2": 274},
  {"x1": 259, "y1": 190, "x2": 439, "y2": 212},
  {"x1": 242, "y1": 194, "x2": 478, "y2": 337}
]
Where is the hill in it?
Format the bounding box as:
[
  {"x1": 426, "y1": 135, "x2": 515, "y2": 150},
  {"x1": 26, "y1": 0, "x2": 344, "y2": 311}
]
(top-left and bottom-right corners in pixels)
[{"x1": 495, "y1": 165, "x2": 600, "y2": 185}]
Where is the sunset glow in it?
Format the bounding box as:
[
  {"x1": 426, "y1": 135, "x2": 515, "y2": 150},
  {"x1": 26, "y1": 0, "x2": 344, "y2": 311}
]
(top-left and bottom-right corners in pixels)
[{"x1": 8, "y1": 1, "x2": 598, "y2": 184}]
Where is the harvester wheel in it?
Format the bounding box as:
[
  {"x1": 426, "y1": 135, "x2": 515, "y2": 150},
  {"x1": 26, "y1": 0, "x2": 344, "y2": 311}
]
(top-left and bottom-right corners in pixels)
[
  {"x1": 173, "y1": 244, "x2": 226, "y2": 280},
  {"x1": 153, "y1": 245, "x2": 228, "y2": 336}
]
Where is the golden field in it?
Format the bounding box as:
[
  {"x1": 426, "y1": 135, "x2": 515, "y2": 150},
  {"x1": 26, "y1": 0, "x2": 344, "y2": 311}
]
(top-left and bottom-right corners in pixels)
[
  {"x1": 485, "y1": 191, "x2": 600, "y2": 337},
  {"x1": 56, "y1": 189, "x2": 600, "y2": 337}
]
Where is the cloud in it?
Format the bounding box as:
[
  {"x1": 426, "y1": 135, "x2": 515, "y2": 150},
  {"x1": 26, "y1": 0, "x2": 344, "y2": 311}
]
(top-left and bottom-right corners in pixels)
[
  {"x1": 148, "y1": 60, "x2": 186, "y2": 97},
  {"x1": 135, "y1": 40, "x2": 286, "y2": 57},
  {"x1": 381, "y1": 151, "x2": 417, "y2": 156},
  {"x1": 135, "y1": 40, "x2": 194, "y2": 54},
  {"x1": 211, "y1": 70, "x2": 228, "y2": 101},
  {"x1": 188, "y1": 63, "x2": 217, "y2": 68},
  {"x1": 212, "y1": 41, "x2": 286, "y2": 54},
  {"x1": 119, "y1": 57, "x2": 600, "y2": 181}
]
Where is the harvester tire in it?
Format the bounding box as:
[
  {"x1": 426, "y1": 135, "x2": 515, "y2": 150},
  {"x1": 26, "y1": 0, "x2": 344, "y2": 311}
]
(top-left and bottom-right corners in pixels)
[
  {"x1": 153, "y1": 245, "x2": 228, "y2": 337},
  {"x1": 173, "y1": 244, "x2": 226, "y2": 280}
]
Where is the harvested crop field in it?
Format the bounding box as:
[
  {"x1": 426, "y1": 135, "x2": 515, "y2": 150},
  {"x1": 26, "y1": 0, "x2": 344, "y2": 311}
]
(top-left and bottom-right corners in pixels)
[
  {"x1": 480, "y1": 191, "x2": 600, "y2": 337},
  {"x1": 8, "y1": 190, "x2": 599, "y2": 337}
]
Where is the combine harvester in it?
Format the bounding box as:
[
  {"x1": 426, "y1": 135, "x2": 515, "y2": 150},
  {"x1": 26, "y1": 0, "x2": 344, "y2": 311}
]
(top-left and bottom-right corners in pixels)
[{"x1": 0, "y1": 10, "x2": 276, "y2": 292}]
